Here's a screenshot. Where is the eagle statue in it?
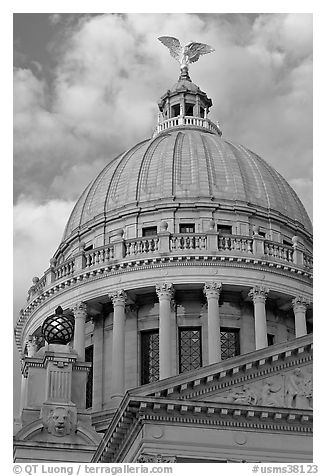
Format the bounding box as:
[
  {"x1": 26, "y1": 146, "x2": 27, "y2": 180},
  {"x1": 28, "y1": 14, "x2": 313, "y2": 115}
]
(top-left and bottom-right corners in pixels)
[{"x1": 158, "y1": 36, "x2": 215, "y2": 73}]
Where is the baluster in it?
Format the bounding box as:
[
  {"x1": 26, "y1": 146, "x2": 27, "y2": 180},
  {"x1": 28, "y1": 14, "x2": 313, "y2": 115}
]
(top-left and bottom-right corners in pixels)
[{"x1": 171, "y1": 236, "x2": 176, "y2": 250}]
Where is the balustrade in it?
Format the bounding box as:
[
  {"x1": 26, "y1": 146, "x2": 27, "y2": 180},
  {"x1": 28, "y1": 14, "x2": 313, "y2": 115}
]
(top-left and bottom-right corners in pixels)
[
  {"x1": 170, "y1": 233, "x2": 207, "y2": 251},
  {"x1": 264, "y1": 241, "x2": 293, "y2": 263},
  {"x1": 54, "y1": 259, "x2": 75, "y2": 280},
  {"x1": 29, "y1": 232, "x2": 312, "y2": 303},
  {"x1": 84, "y1": 245, "x2": 114, "y2": 268},
  {"x1": 155, "y1": 116, "x2": 221, "y2": 136},
  {"x1": 218, "y1": 235, "x2": 253, "y2": 253},
  {"x1": 125, "y1": 237, "x2": 159, "y2": 256}
]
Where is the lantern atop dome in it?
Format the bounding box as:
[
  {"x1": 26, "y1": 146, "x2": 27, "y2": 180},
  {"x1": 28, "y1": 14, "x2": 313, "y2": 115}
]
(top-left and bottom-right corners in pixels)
[{"x1": 155, "y1": 36, "x2": 221, "y2": 136}]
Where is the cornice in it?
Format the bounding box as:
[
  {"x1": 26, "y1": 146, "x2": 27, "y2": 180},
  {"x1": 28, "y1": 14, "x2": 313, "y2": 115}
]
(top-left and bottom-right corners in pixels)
[
  {"x1": 93, "y1": 395, "x2": 312, "y2": 463},
  {"x1": 15, "y1": 254, "x2": 312, "y2": 352}
]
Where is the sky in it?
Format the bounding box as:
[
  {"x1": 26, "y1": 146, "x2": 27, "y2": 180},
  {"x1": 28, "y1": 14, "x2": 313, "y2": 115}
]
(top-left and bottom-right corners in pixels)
[{"x1": 12, "y1": 12, "x2": 313, "y2": 416}]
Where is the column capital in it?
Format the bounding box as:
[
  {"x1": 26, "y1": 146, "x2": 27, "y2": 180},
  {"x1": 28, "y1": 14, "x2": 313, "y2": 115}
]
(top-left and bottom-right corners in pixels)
[
  {"x1": 292, "y1": 296, "x2": 309, "y2": 312},
  {"x1": 204, "y1": 282, "x2": 222, "y2": 299},
  {"x1": 156, "y1": 282, "x2": 174, "y2": 300},
  {"x1": 72, "y1": 301, "x2": 88, "y2": 319},
  {"x1": 109, "y1": 289, "x2": 126, "y2": 306},
  {"x1": 248, "y1": 286, "x2": 269, "y2": 304}
]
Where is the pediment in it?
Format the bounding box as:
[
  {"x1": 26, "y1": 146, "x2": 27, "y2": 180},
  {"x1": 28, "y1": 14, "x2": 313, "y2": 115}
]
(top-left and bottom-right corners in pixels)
[{"x1": 130, "y1": 334, "x2": 313, "y2": 411}]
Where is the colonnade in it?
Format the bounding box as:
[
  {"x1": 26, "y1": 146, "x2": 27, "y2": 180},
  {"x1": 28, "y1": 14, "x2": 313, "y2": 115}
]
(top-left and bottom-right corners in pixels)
[{"x1": 69, "y1": 284, "x2": 310, "y2": 403}]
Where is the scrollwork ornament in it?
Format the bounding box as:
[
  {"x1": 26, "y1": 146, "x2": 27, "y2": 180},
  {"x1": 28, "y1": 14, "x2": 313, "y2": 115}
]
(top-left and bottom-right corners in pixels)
[
  {"x1": 248, "y1": 286, "x2": 269, "y2": 304},
  {"x1": 72, "y1": 301, "x2": 88, "y2": 319},
  {"x1": 204, "y1": 281, "x2": 222, "y2": 299},
  {"x1": 109, "y1": 289, "x2": 126, "y2": 306},
  {"x1": 156, "y1": 283, "x2": 174, "y2": 300}
]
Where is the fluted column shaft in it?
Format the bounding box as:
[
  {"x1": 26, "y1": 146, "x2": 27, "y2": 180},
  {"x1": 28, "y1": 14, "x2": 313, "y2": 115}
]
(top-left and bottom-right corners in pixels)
[
  {"x1": 204, "y1": 282, "x2": 222, "y2": 364},
  {"x1": 156, "y1": 283, "x2": 174, "y2": 380},
  {"x1": 249, "y1": 286, "x2": 269, "y2": 350},
  {"x1": 72, "y1": 302, "x2": 88, "y2": 360},
  {"x1": 292, "y1": 297, "x2": 308, "y2": 338},
  {"x1": 109, "y1": 290, "x2": 126, "y2": 398}
]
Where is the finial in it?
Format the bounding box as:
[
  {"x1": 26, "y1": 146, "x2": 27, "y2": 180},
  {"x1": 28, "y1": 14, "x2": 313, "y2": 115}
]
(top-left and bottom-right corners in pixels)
[{"x1": 158, "y1": 36, "x2": 215, "y2": 78}]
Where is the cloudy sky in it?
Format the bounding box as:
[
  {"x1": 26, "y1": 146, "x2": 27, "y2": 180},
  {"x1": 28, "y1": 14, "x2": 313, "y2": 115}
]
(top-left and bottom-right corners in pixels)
[{"x1": 13, "y1": 12, "x2": 312, "y2": 412}]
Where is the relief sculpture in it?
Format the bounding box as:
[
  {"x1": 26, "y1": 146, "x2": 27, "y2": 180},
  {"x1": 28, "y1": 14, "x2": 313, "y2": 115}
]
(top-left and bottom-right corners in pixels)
[
  {"x1": 207, "y1": 366, "x2": 312, "y2": 409},
  {"x1": 284, "y1": 368, "x2": 312, "y2": 409}
]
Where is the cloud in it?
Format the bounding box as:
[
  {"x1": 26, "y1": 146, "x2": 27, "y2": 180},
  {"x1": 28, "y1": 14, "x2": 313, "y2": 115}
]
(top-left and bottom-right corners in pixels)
[{"x1": 13, "y1": 199, "x2": 75, "y2": 319}]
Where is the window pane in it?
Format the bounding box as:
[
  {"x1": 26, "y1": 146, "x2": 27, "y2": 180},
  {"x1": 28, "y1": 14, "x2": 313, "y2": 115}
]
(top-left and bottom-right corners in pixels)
[
  {"x1": 142, "y1": 226, "x2": 157, "y2": 237},
  {"x1": 179, "y1": 224, "x2": 195, "y2": 234},
  {"x1": 220, "y1": 328, "x2": 240, "y2": 360},
  {"x1": 179, "y1": 327, "x2": 202, "y2": 373},
  {"x1": 85, "y1": 345, "x2": 93, "y2": 408},
  {"x1": 141, "y1": 330, "x2": 159, "y2": 384}
]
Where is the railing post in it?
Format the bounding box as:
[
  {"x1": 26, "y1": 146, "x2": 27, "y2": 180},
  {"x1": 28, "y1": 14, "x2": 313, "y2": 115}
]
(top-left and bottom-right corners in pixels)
[
  {"x1": 74, "y1": 242, "x2": 86, "y2": 271},
  {"x1": 45, "y1": 259, "x2": 56, "y2": 285},
  {"x1": 292, "y1": 236, "x2": 304, "y2": 266},
  {"x1": 112, "y1": 229, "x2": 125, "y2": 260},
  {"x1": 252, "y1": 226, "x2": 265, "y2": 256},
  {"x1": 206, "y1": 220, "x2": 219, "y2": 251},
  {"x1": 158, "y1": 221, "x2": 170, "y2": 253}
]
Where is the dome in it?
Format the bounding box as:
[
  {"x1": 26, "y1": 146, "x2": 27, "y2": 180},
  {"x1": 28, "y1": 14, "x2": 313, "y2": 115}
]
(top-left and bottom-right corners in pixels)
[{"x1": 63, "y1": 128, "x2": 312, "y2": 241}]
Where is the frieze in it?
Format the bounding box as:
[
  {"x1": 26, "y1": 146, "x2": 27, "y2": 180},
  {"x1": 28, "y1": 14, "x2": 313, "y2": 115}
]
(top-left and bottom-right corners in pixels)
[{"x1": 202, "y1": 365, "x2": 312, "y2": 410}]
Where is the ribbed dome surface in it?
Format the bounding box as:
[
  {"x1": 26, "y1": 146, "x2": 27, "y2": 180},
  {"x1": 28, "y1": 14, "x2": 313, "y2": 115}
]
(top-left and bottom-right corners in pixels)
[{"x1": 63, "y1": 129, "x2": 312, "y2": 240}]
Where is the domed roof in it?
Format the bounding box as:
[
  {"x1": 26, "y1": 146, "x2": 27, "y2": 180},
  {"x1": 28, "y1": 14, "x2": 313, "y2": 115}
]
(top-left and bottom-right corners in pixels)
[{"x1": 63, "y1": 128, "x2": 312, "y2": 241}]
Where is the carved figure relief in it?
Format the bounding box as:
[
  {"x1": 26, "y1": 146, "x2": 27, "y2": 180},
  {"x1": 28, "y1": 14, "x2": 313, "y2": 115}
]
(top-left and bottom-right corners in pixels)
[
  {"x1": 285, "y1": 368, "x2": 312, "y2": 409},
  {"x1": 44, "y1": 406, "x2": 76, "y2": 437},
  {"x1": 206, "y1": 367, "x2": 312, "y2": 410}
]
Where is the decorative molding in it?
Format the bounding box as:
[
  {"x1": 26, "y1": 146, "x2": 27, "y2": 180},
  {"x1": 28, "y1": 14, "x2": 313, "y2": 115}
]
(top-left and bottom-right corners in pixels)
[
  {"x1": 109, "y1": 289, "x2": 126, "y2": 306},
  {"x1": 292, "y1": 296, "x2": 309, "y2": 312},
  {"x1": 156, "y1": 282, "x2": 174, "y2": 300},
  {"x1": 203, "y1": 281, "x2": 222, "y2": 299},
  {"x1": 72, "y1": 301, "x2": 88, "y2": 318},
  {"x1": 248, "y1": 286, "x2": 269, "y2": 304}
]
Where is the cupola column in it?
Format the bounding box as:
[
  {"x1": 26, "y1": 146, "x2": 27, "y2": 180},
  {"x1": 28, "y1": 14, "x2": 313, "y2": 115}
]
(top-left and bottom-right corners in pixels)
[
  {"x1": 204, "y1": 282, "x2": 222, "y2": 363},
  {"x1": 249, "y1": 286, "x2": 269, "y2": 350},
  {"x1": 292, "y1": 296, "x2": 308, "y2": 338},
  {"x1": 109, "y1": 290, "x2": 126, "y2": 399},
  {"x1": 72, "y1": 302, "x2": 88, "y2": 360},
  {"x1": 156, "y1": 283, "x2": 174, "y2": 380}
]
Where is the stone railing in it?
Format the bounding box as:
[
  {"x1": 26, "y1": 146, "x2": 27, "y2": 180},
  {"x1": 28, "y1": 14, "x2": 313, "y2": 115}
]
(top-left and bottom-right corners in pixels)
[
  {"x1": 125, "y1": 237, "x2": 159, "y2": 257},
  {"x1": 154, "y1": 115, "x2": 222, "y2": 136},
  {"x1": 264, "y1": 240, "x2": 293, "y2": 262},
  {"x1": 54, "y1": 258, "x2": 75, "y2": 280},
  {"x1": 170, "y1": 233, "x2": 207, "y2": 251},
  {"x1": 84, "y1": 245, "x2": 114, "y2": 268},
  {"x1": 218, "y1": 235, "x2": 253, "y2": 253},
  {"x1": 26, "y1": 232, "x2": 312, "y2": 301}
]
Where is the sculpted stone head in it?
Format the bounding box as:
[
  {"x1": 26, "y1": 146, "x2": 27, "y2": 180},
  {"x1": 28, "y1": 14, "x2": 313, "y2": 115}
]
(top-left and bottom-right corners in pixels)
[{"x1": 46, "y1": 406, "x2": 74, "y2": 437}]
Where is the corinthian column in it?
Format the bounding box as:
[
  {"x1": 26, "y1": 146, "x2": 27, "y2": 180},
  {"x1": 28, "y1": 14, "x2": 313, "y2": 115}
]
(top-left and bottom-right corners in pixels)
[
  {"x1": 248, "y1": 286, "x2": 269, "y2": 350},
  {"x1": 204, "y1": 282, "x2": 222, "y2": 364},
  {"x1": 72, "y1": 302, "x2": 88, "y2": 360},
  {"x1": 292, "y1": 296, "x2": 308, "y2": 338},
  {"x1": 156, "y1": 283, "x2": 174, "y2": 380},
  {"x1": 109, "y1": 290, "x2": 126, "y2": 399}
]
